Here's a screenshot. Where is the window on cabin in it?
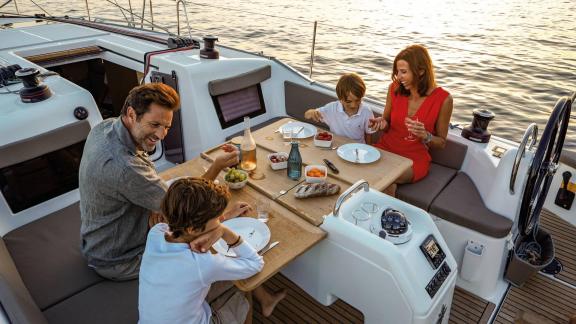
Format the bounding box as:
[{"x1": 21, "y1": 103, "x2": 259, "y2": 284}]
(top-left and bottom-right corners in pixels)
[{"x1": 211, "y1": 84, "x2": 266, "y2": 128}]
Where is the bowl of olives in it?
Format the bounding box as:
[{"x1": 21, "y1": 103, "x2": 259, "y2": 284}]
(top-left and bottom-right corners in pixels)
[{"x1": 224, "y1": 168, "x2": 249, "y2": 189}]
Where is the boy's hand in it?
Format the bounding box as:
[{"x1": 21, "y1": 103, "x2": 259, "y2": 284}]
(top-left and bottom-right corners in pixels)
[
  {"x1": 220, "y1": 201, "x2": 253, "y2": 221},
  {"x1": 204, "y1": 144, "x2": 239, "y2": 180},
  {"x1": 368, "y1": 117, "x2": 388, "y2": 131},
  {"x1": 304, "y1": 109, "x2": 324, "y2": 123},
  {"x1": 189, "y1": 225, "x2": 225, "y2": 253}
]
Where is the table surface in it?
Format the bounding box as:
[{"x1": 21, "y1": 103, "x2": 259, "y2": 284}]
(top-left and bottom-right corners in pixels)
[
  {"x1": 159, "y1": 157, "x2": 327, "y2": 292},
  {"x1": 202, "y1": 117, "x2": 412, "y2": 225}
]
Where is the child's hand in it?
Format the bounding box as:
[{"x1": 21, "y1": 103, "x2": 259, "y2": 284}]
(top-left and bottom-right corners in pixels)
[
  {"x1": 220, "y1": 201, "x2": 253, "y2": 221},
  {"x1": 368, "y1": 117, "x2": 388, "y2": 131},
  {"x1": 189, "y1": 225, "x2": 225, "y2": 253},
  {"x1": 213, "y1": 144, "x2": 240, "y2": 170},
  {"x1": 304, "y1": 109, "x2": 324, "y2": 123}
]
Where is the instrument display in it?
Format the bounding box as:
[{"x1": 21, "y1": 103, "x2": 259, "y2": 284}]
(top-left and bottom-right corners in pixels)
[{"x1": 420, "y1": 235, "x2": 446, "y2": 269}]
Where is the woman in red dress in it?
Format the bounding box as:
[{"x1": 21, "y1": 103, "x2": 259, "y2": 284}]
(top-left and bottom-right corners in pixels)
[{"x1": 371, "y1": 45, "x2": 453, "y2": 183}]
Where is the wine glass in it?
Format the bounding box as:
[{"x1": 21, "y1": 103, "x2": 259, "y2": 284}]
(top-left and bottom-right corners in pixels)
[
  {"x1": 404, "y1": 116, "x2": 420, "y2": 141},
  {"x1": 361, "y1": 202, "x2": 380, "y2": 220}
]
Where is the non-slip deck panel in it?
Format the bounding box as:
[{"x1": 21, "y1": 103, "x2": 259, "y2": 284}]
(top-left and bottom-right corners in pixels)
[
  {"x1": 494, "y1": 274, "x2": 576, "y2": 323},
  {"x1": 252, "y1": 273, "x2": 363, "y2": 323},
  {"x1": 449, "y1": 287, "x2": 495, "y2": 324},
  {"x1": 540, "y1": 208, "x2": 576, "y2": 286}
]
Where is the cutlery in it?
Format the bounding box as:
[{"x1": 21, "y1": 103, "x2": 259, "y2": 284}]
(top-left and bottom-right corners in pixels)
[
  {"x1": 260, "y1": 241, "x2": 280, "y2": 255},
  {"x1": 355, "y1": 148, "x2": 360, "y2": 163},
  {"x1": 320, "y1": 145, "x2": 339, "y2": 150},
  {"x1": 323, "y1": 158, "x2": 339, "y2": 174}
]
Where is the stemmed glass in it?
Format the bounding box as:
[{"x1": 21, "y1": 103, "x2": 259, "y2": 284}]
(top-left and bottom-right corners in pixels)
[
  {"x1": 352, "y1": 209, "x2": 369, "y2": 225},
  {"x1": 362, "y1": 202, "x2": 380, "y2": 219},
  {"x1": 404, "y1": 116, "x2": 420, "y2": 141}
]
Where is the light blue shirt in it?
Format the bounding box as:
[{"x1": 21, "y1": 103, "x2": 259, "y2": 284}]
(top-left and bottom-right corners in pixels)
[{"x1": 138, "y1": 223, "x2": 264, "y2": 324}]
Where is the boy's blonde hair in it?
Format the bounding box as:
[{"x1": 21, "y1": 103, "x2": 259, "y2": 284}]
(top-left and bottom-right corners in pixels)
[
  {"x1": 161, "y1": 177, "x2": 230, "y2": 238},
  {"x1": 336, "y1": 73, "x2": 366, "y2": 100}
]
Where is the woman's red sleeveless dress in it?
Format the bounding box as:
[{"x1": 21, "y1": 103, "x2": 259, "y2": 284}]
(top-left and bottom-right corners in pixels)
[{"x1": 374, "y1": 83, "x2": 450, "y2": 182}]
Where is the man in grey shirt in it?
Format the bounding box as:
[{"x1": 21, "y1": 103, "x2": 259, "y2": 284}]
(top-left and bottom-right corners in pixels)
[{"x1": 79, "y1": 83, "x2": 244, "y2": 280}]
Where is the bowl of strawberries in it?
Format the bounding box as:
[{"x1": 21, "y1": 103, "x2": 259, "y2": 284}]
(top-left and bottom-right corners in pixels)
[
  {"x1": 305, "y1": 165, "x2": 327, "y2": 183},
  {"x1": 268, "y1": 152, "x2": 289, "y2": 170},
  {"x1": 314, "y1": 131, "x2": 333, "y2": 148}
]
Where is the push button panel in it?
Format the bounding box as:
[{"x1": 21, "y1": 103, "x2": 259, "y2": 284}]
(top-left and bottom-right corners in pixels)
[{"x1": 425, "y1": 262, "x2": 451, "y2": 298}]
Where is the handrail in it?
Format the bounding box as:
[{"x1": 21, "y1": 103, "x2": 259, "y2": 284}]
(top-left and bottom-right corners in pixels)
[
  {"x1": 510, "y1": 123, "x2": 538, "y2": 194},
  {"x1": 176, "y1": 0, "x2": 192, "y2": 39},
  {"x1": 333, "y1": 180, "x2": 369, "y2": 217}
]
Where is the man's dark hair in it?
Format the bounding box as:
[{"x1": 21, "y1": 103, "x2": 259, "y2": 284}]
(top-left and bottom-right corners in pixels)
[
  {"x1": 121, "y1": 83, "x2": 180, "y2": 119},
  {"x1": 161, "y1": 177, "x2": 230, "y2": 237}
]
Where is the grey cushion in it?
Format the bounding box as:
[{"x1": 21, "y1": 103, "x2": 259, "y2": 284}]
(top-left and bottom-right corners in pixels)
[
  {"x1": 397, "y1": 163, "x2": 457, "y2": 211},
  {"x1": 208, "y1": 65, "x2": 271, "y2": 96},
  {"x1": 3, "y1": 203, "x2": 104, "y2": 310},
  {"x1": 284, "y1": 81, "x2": 334, "y2": 128},
  {"x1": 430, "y1": 173, "x2": 513, "y2": 238},
  {"x1": 0, "y1": 239, "x2": 48, "y2": 324},
  {"x1": 561, "y1": 149, "x2": 576, "y2": 169},
  {"x1": 43, "y1": 280, "x2": 138, "y2": 324},
  {"x1": 430, "y1": 139, "x2": 468, "y2": 170}
]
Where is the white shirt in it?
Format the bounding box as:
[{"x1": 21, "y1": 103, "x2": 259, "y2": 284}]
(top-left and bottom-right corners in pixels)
[
  {"x1": 138, "y1": 223, "x2": 264, "y2": 324},
  {"x1": 317, "y1": 101, "x2": 376, "y2": 143}
]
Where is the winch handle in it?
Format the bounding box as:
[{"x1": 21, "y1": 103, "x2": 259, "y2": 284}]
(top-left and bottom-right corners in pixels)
[
  {"x1": 333, "y1": 180, "x2": 369, "y2": 217},
  {"x1": 510, "y1": 123, "x2": 538, "y2": 194}
]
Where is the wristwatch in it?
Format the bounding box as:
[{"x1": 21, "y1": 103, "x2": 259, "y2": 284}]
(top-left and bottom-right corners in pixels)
[{"x1": 422, "y1": 132, "x2": 433, "y2": 144}]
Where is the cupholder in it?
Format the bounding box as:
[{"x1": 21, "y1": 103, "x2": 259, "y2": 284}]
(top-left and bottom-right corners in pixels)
[{"x1": 461, "y1": 240, "x2": 485, "y2": 282}]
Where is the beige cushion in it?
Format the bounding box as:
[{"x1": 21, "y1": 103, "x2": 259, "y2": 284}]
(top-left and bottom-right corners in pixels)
[
  {"x1": 397, "y1": 163, "x2": 457, "y2": 211},
  {"x1": 2, "y1": 203, "x2": 104, "y2": 310},
  {"x1": 430, "y1": 173, "x2": 513, "y2": 238},
  {"x1": 43, "y1": 280, "x2": 138, "y2": 324}
]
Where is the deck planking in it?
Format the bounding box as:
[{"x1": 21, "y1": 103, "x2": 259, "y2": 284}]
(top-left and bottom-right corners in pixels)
[{"x1": 540, "y1": 209, "x2": 576, "y2": 286}]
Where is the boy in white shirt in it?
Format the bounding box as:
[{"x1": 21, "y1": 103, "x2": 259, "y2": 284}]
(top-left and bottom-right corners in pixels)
[
  {"x1": 304, "y1": 73, "x2": 377, "y2": 143},
  {"x1": 139, "y1": 177, "x2": 285, "y2": 324}
]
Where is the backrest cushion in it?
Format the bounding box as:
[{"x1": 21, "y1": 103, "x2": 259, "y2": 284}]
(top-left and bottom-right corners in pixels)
[
  {"x1": 430, "y1": 138, "x2": 468, "y2": 170},
  {"x1": 284, "y1": 81, "x2": 334, "y2": 128}
]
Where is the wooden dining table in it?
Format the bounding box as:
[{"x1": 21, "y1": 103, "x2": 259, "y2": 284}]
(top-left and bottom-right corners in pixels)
[
  {"x1": 202, "y1": 117, "x2": 413, "y2": 226},
  {"x1": 159, "y1": 156, "x2": 326, "y2": 292}
]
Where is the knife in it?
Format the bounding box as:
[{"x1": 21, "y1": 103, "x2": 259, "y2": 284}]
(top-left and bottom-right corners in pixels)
[
  {"x1": 260, "y1": 241, "x2": 280, "y2": 255},
  {"x1": 323, "y1": 159, "x2": 339, "y2": 174}
]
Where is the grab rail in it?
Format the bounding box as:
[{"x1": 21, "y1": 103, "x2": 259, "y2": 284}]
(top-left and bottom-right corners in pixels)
[
  {"x1": 176, "y1": 0, "x2": 193, "y2": 39},
  {"x1": 510, "y1": 123, "x2": 538, "y2": 194},
  {"x1": 333, "y1": 179, "x2": 369, "y2": 217}
]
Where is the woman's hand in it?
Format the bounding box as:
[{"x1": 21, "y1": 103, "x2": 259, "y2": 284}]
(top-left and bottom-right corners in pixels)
[
  {"x1": 405, "y1": 117, "x2": 427, "y2": 140},
  {"x1": 189, "y1": 224, "x2": 225, "y2": 253},
  {"x1": 368, "y1": 117, "x2": 388, "y2": 131},
  {"x1": 219, "y1": 201, "x2": 253, "y2": 221},
  {"x1": 304, "y1": 109, "x2": 324, "y2": 123}
]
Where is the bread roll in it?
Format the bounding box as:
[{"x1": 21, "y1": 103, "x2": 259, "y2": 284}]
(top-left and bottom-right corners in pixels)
[{"x1": 294, "y1": 182, "x2": 340, "y2": 198}]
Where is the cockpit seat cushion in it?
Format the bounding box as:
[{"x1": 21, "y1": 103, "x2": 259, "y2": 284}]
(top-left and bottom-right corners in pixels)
[
  {"x1": 2, "y1": 202, "x2": 104, "y2": 310},
  {"x1": 396, "y1": 163, "x2": 457, "y2": 211},
  {"x1": 0, "y1": 239, "x2": 48, "y2": 324},
  {"x1": 561, "y1": 149, "x2": 576, "y2": 169},
  {"x1": 284, "y1": 81, "x2": 334, "y2": 128},
  {"x1": 430, "y1": 172, "x2": 513, "y2": 238},
  {"x1": 396, "y1": 139, "x2": 467, "y2": 211},
  {"x1": 42, "y1": 280, "x2": 138, "y2": 324}
]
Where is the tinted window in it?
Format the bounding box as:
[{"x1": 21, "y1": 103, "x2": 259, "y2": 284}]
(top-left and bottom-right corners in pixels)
[
  {"x1": 0, "y1": 141, "x2": 85, "y2": 213},
  {"x1": 212, "y1": 84, "x2": 266, "y2": 128}
]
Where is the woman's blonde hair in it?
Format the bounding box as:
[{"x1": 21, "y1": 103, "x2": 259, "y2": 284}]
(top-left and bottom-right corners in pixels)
[
  {"x1": 161, "y1": 177, "x2": 230, "y2": 238},
  {"x1": 392, "y1": 44, "x2": 437, "y2": 97}
]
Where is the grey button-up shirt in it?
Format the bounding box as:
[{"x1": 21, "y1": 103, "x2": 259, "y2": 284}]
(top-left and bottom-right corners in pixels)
[{"x1": 79, "y1": 118, "x2": 167, "y2": 267}]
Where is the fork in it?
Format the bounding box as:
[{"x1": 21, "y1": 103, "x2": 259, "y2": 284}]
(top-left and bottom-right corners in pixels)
[{"x1": 355, "y1": 148, "x2": 360, "y2": 162}]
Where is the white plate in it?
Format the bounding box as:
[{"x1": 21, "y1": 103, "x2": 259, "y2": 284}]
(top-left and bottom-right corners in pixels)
[
  {"x1": 212, "y1": 217, "x2": 271, "y2": 257},
  {"x1": 337, "y1": 143, "x2": 381, "y2": 164},
  {"x1": 164, "y1": 176, "x2": 187, "y2": 187},
  {"x1": 279, "y1": 122, "x2": 316, "y2": 139}
]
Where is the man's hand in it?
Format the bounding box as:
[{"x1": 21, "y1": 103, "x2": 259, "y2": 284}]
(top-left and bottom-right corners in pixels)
[
  {"x1": 220, "y1": 201, "x2": 253, "y2": 222},
  {"x1": 203, "y1": 144, "x2": 240, "y2": 180},
  {"x1": 368, "y1": 117, "x2": 388, "y2": 132},
  {"x1": 148, "y1": 212, "x2": 165, "y2": 228},
  {"x1": 304, "y1": 108, "x2": 324, "y2": 123},
  {"x1": 189, "y1": 225, "x2": 225, "y2": 253}
]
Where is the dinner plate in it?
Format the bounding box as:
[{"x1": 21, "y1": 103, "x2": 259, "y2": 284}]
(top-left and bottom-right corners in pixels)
[
  {"x1": 212, "y1": 217, "x2": 271, "y2": 257},
  {"x1": 279, "y1": 121, "x2": 316, "y2": 139},
  {"x1": 164, "y1": 176, "x2": 187, "y2": 187},
  {"x1": 337, "y1": 143, "x2": 381, "y2": 164}
]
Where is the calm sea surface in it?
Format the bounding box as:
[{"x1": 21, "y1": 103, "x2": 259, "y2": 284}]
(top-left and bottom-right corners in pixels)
[{"x1": 12, "y1": 0, "x2": 576, "y2": 148}]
